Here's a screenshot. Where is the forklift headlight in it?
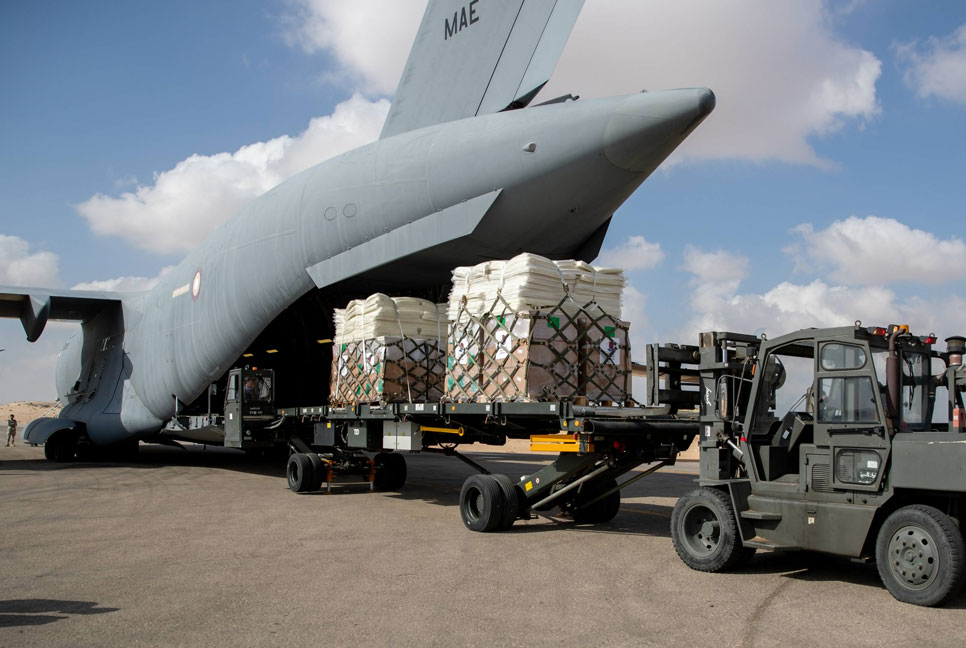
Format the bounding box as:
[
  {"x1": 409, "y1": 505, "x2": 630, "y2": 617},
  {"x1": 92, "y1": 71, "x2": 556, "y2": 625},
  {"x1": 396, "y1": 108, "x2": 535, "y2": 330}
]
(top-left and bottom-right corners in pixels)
[{"x1": 835, "y1": 449, "x2": 881, "y2": 486}]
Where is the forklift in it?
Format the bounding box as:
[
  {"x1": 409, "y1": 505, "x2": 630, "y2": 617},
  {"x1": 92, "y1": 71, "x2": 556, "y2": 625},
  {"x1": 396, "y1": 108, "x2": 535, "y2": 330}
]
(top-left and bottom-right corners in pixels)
[{"x1": 670, "y1": 324, "x2": 966, "y2": 606}]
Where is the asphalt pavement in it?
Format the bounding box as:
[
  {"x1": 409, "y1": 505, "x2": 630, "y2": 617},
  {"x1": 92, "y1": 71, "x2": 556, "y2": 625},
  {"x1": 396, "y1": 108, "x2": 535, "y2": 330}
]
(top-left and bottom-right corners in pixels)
[{"x1": 1, "y1": 443, "x2": 964, "y2": 647}]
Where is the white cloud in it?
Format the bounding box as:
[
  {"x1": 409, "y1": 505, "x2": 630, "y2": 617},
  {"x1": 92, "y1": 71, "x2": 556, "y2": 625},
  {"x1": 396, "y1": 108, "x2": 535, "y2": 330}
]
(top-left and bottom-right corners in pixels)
[
  {"x1": 597, "y1": 235, "x2": 665, "y2": 271},
  {"x1": 281, "y1": 0, "x2": 425, "y2": 95},
  {"x1": 792, "y1": 216, "x2": 966, "y2": 284},
  {"x1": 71, "y1": 266, "x2": 175, "y2": 293},
  {"x1": 0, "y1": 235, "x2": 60, "y2": 288},
  {"x1": 542, "y1": 0, "x2": 880, "y2": 167},
  {"x1": 678, "y1": 246, "x2": 966, "y2": 346},
  {"x1": 0, "y1": 320, "x2": 75, "y2": 404},
  {"x1": 895, "y1": 24, "x2": 966, "y2": 104},
  {"x1": 76, "y1": 94, "x2": 390, "y2": 254},
  {"x1": 682, "y1": 245, "x2": 750, "y2": 316}
]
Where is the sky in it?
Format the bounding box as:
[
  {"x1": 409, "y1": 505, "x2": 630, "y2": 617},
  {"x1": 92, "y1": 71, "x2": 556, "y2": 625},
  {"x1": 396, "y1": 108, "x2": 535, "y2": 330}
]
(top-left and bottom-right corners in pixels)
[{"x1": 1, "y1": 0, "x2": 965, "y2": 402}]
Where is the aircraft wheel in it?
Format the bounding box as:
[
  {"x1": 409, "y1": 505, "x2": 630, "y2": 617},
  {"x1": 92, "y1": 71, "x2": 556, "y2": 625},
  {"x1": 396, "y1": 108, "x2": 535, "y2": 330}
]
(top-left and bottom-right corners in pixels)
[
  {"x1": 459, "y1": 474, "x2": 505, "y2": 532},
  {"x1": 491, "y1": 474, "x2": 521, "y2": 530},
  {"x1": 44, "y1": 432, "x2": 76, "y2": 463},
  {"x1": 671, "y1": 487, "x2": 746, "y2": 572},
  {"x1": 305, "y1": 453, "x2": 324, "y2": 491},
  {"x1": 572, "y1": 477, "x2": 621, "y2": 524},
  {"x1": 876, "y1": 505, "x2": 966, "y2": 606},
  {"x1": 373, "y1": 452, "x2": 407, "y2": 491},
  {"x1": 286, "y1": 453, "x2": 314, "y2": 493}
]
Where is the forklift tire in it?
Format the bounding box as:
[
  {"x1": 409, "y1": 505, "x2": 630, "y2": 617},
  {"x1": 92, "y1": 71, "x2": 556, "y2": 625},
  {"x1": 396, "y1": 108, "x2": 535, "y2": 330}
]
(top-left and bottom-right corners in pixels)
[
  {"x1": 573, "y1": 478, "x2": 621, "y2": 524},
  {"x1": 875, "y1": 504, "x2": 966, "y2": 607},
  {"x1": 306, "y1": 453, "x2": 324, "y2": 492},
  {"x1": 491, "y1": 474, "x2": 521, "y2": 530},
  {"x1": 287, "y1": 453, "x2": 314, "y2": 493},
  {"x1": 373, "y1": 453, "x2": 407, "y2": 491},
  {"x1": 671, "y1": 487, "x2": 745, "y2": 572},
  {"x1": 459, "y1": 474, "x2": 505, "y2": 532}
]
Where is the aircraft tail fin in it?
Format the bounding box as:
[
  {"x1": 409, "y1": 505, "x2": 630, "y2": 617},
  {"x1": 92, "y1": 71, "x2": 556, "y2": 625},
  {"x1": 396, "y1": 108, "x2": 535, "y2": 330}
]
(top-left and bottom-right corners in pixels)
[{"x1": 380, "y1": 0, "x2": 584, "y2": 139}]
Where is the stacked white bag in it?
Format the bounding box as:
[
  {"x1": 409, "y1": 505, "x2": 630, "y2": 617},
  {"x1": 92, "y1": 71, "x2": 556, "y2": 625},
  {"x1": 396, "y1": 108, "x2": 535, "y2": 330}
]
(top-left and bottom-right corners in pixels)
[
  {"x1": 334, "y1": 294, "x2": 447, "y2": 344},
  {"x1": 330, "y1": 294, "x2": 448, "y2": 404},
  {"x1": 447, "y1": 253, "x2": 625, "y2": 321}
]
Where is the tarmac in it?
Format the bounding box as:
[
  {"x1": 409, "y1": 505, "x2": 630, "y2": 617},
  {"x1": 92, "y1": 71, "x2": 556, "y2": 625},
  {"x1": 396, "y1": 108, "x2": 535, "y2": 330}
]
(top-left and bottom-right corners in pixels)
[{"x1": 1, "y1": 441, "x2": 964, "y2": 647}]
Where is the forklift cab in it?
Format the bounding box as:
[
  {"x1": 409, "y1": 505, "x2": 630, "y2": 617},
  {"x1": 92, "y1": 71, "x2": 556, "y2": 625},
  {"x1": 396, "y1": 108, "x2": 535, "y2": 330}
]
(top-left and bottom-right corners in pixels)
[
  {"x1": 742, "y1": 325, "x2": 937, "y2": 491},
  {"x1": 224, "y1": 367, "x2": 275, "y2": 448}
]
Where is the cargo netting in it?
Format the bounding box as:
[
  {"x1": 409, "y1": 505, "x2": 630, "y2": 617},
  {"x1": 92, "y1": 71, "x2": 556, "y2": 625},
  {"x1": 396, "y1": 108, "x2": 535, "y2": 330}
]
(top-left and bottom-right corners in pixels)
[
  {"x1": 446, "y1": 254, "x2": 630, "y2": 405},
  {"x1": 329, "y1": 294, "x2": 448, "y2": 406}
]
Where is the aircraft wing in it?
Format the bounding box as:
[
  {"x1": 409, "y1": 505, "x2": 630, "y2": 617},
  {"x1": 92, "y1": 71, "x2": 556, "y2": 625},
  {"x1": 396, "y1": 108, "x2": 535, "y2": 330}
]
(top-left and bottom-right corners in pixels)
[
  {"x1": 380, "y1": 0, "x2": 585, "y2": 139},
  {"x1": 0, "y1": 285, "x2": 122, "y2": 342}
]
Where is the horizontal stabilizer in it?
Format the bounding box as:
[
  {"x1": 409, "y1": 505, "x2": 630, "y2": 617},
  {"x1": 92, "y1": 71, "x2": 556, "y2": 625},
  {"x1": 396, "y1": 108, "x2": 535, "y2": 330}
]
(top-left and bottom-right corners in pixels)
[
  {"x1": 305, "y1": 189, "x2": 502, "y2": 289},
  {"x1": 380, "y1": 0, "x2": 584, "y2": 139},
  {"x1": 0, "y1": 285, "x2": 122, "y2": 342}
]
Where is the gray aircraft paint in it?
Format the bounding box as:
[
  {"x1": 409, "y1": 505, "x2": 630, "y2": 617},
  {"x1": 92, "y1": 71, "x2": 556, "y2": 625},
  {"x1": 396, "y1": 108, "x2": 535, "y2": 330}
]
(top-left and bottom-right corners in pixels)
[{"x1": 0, "y1": 1, "x2": 715, "y2": 446}]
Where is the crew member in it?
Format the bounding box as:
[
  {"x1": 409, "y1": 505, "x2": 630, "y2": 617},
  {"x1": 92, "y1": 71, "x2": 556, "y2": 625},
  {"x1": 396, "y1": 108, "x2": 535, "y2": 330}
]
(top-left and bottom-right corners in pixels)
[{"x1": 6, "y1": 413, "x2": 17, "y2": 447}]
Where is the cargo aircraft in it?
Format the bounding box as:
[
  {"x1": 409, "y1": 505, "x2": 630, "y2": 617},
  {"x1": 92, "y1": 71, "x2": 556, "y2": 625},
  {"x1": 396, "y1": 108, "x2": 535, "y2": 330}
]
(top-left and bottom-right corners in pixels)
[{"x1": 0, "y1": 0, "x2": 714, "y2": 457}]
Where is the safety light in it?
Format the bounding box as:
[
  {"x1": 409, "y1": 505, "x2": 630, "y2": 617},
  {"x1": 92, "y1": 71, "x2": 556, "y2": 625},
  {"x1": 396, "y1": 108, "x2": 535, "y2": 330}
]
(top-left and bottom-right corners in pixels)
[
  {"x1": 870, "y1": 327, "x2": 887, "y2": 336},
  {"x1": 923, "y1": 335, "x2": 937, "y2": 344},
  {"x1": 242, "y1": 353, "x2": 254, "y2": 358},
  {"x1": 266, "y1": 349, "x2": 278, "y2": 354}
]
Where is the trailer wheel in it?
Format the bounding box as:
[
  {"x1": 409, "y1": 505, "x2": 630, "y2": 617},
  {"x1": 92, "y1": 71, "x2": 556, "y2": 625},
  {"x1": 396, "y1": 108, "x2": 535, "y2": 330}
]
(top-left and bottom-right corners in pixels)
[
  {"x1": 306, "y1": 453, "x2": 324, "y2": 491},
  {"x1": 671, "y1": 487, "x2": 745, "y2": 572},
  {"x1": 572, "y1": 478, "x2": 621, "y2": 524},
  {"x1": 373, "y1": 453, "x2": 407, "y2": 491},
  {"x1": 287, "y1": 453, "x2": 314, "y2": 493},
  {"x1": 459, "y1": 474, "x2": 505, "y2": 532},
  {"x1": 491, "y1": 474, "x2": 521, "y2": 530},
  {"x1": 875, "y1": 505, "x2": 966, "y2": 607}
]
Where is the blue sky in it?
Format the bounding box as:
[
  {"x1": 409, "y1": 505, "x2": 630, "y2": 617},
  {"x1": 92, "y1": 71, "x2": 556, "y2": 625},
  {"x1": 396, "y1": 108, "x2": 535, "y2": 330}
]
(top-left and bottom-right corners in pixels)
[{"x1": 1, "y1": 0, "x2": 965, "y2": 402}]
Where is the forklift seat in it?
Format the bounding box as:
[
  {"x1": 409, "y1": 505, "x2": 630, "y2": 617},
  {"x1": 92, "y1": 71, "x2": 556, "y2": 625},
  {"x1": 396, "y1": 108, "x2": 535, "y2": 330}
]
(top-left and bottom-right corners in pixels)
[{"x1": 774, "y1": 412, "x2": 812, "y2": 448}]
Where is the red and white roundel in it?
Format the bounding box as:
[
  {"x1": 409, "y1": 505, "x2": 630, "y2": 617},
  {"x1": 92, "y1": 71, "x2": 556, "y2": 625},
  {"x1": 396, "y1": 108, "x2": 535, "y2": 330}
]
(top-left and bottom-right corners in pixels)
[{"x1": 191, "y1": 269, "x2": 202, "y2": 300}]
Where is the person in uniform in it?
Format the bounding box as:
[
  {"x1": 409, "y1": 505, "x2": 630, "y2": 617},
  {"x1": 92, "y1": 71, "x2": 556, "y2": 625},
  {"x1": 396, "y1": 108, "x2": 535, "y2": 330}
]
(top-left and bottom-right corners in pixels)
[{"x1": 6, "y1": 413, "x2": 17, "y2": 447}]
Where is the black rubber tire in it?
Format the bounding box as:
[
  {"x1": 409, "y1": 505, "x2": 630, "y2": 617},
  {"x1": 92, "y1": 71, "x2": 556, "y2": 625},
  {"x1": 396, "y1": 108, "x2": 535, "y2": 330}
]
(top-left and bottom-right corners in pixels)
[
  {"x1": 459, "y1": 474, "x2": 505, "y2": 532},
  {"x1": 44, "y1": 432, "x2": 76, "y2": 463},
  {"x1": 491, "y1": 474, "x2": 520, "y2": 530},
  {"x1": 372, "y1": 453, "x2": 407, "y2": 491},
  {"x1": 286, "y1": 453, "x2": 314, "y2": 493},
  {"x1": 572, "y1": 477, "x2": 621, "y2": 524},
  {"x1": 671, "y1": 486, "x2": 746, "y2": 572},
  {"x1": 875, "y1": 504, "x2": 966, "y2": 607},
  {"x1": 305, "y1": 453, "x2": 324, "y2": 492}
]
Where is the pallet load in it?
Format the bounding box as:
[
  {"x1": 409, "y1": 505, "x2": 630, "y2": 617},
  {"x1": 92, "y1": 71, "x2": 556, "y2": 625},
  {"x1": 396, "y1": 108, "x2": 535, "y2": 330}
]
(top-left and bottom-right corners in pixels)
[
  {"x1": 330, "y1": 294, "x2": 448, "y2": 405},
  {"x1": 446, "y1": 253, "x2": 631, "y2": 404}
]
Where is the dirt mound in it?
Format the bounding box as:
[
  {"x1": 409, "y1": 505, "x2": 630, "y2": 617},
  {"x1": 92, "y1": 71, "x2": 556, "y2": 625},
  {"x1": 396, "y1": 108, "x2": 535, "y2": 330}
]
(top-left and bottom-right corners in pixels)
[{"x1": 2, "y1": 401, "x2": 61, "y2": 432}]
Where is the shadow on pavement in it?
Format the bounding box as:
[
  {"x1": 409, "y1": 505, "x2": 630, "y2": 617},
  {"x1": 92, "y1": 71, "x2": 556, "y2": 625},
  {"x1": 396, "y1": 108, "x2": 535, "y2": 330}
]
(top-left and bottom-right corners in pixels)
[
  {"x1": 0, "y1": 599, "x2": 118, "y2": 628},
  {"x1": 0, "y1": 444, "x2": 286, "y2": 479}
]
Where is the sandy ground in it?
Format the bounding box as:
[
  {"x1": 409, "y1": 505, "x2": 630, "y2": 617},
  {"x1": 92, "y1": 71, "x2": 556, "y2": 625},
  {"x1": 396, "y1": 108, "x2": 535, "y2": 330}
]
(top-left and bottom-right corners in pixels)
[{"x1": 1, "y1": 444, "x2": 963, "y2": 647}]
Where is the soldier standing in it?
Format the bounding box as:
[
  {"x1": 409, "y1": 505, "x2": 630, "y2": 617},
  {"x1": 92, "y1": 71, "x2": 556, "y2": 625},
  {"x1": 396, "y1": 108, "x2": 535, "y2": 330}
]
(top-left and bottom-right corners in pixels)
[{"x1": 6, "y1": 413, "x2": 16, "y2": 446}]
